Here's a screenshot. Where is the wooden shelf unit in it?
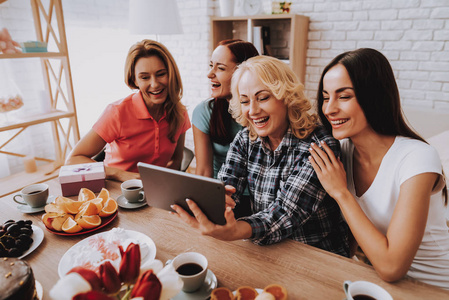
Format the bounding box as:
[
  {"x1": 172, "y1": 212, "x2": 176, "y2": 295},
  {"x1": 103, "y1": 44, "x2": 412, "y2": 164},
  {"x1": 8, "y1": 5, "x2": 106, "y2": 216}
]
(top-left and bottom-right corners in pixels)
[
  {"x1": 0, "y1": 52, "x2": 65, "y2": 59},
  {"x1": 211, "y1": 14, "x2": 309, "y2": 83},
  {"x1": 0, "y1": 0, "x2": 79, "y2": 194}
]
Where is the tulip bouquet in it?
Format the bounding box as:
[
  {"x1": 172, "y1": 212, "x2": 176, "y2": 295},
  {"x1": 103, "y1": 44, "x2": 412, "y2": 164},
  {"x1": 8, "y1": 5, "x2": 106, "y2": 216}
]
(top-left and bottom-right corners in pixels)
[{"x1": 50, "y1": 243, "x2": 183, "y2": 300}]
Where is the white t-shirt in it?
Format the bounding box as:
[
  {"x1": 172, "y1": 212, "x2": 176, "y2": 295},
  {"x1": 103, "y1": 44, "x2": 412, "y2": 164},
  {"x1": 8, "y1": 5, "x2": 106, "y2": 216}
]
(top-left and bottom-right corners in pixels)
[{"x1": 341, "y1": 136, "x2": 449, "y2": 289}]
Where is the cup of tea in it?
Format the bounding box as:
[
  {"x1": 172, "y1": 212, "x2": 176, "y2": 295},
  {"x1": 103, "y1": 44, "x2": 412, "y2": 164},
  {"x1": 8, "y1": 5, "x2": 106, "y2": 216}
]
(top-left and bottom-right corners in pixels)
[
  {"x1": 343, "y1": 280, "x2": 393, "y2": 300},
  {"x1": 121, "y1": 179, "x2": 145, "y2": 203},
  {"x1": 172, "y1": 252, "x2": 208, "y2": 293},
  {"x1": 13, "y1": 183, "x2": 49, "y2": 208}
]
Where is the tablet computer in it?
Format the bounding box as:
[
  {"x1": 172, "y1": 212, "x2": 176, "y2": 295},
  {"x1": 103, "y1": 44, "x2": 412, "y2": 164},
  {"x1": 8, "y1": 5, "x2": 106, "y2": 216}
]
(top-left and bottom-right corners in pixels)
[{"x1": 137, "y1": 162, "x2": 227, "y2": 225}]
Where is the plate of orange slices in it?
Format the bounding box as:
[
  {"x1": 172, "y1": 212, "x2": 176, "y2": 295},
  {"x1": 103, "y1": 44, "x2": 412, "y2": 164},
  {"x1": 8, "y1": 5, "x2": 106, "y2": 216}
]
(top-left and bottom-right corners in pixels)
[{"x1": 42, "y1": 188, "x2": 118, "y2": 236}]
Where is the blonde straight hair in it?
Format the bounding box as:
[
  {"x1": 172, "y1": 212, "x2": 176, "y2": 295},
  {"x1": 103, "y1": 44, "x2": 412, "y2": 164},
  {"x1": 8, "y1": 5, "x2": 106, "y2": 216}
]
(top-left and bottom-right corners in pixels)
[
  {"x1": 230, "y1": 55, "x2": 317, "y2": 141},
  {"x1": 124, "y1": 39, "x2": 185, "y2": 142}
]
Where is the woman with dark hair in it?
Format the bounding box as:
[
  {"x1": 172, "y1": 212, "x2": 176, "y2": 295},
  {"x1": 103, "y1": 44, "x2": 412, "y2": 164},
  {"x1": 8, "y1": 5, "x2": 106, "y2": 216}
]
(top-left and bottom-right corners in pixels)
[
  {"x1": 67, "y1": 40, "x2": 190, "y2": 182},
  {"x1": 192, "y1": 39, "x2": 259, "y2": 179},
  {"x1": 309, "y1": 48, "x2": 449, "y2": 288}
]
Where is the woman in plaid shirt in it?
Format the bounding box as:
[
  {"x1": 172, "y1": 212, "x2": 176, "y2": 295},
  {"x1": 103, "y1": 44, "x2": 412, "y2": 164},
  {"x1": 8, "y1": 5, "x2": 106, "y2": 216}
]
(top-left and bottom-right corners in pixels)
[{"x1": 172, "y1": 56, "x2": 349, "y2": 257}]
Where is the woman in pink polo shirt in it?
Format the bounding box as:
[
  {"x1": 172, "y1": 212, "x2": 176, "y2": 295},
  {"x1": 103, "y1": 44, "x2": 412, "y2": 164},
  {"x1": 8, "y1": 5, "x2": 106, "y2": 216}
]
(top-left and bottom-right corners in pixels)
[{"x1": 66, "y1": 40, "x2": 191, "y2": 182}]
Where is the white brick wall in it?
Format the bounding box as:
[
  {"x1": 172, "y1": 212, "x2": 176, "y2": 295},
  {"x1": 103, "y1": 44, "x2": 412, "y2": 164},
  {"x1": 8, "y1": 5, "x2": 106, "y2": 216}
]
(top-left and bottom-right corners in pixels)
[
  {"x1": 0, "y1": 0, "x2": 448, "y2": 176},
  {"x1": 296, "y1": 0, "x2": 449, "y2": 109}
]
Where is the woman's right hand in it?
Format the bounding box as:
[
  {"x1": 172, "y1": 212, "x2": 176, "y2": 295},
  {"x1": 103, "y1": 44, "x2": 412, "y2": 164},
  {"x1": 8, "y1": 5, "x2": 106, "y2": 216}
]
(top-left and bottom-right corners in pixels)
[
  {"x1": 308, "y1": 141, "x2": 348, "y2": 200},
  {"x1": 170, "y1": 199, "x2": 252, "y2": 241}
]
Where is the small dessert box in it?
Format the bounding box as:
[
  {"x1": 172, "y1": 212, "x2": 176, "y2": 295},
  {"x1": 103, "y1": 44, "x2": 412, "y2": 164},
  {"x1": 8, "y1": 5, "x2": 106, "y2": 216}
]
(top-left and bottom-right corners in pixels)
[{"x1": 59, "y1": 162, "x2": 105, "y2": 196}]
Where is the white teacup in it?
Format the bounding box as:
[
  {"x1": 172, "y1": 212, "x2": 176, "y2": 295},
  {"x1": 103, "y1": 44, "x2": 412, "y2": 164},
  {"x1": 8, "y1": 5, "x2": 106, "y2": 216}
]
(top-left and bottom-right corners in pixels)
[
  {"x1": 121, "y1": 179, "x2": 145, "y2": 203},
  {"x1": 13, "y1": 183, "x2": 49, "y2": 208},
  {"x1": 343, "y1": 280, "x2": 393, "y2": 300},
  {"x1": 172, "y1": 252, "x2": 208, "y2": 293}
]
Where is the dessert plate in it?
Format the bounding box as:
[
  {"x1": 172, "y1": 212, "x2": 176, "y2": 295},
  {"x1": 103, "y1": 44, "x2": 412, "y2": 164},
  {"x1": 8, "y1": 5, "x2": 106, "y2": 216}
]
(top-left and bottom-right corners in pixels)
[
  {"x1": 58, "y1": 228, "x2": 156, "y2": 277},
  {"x1": 172, "y1": 269, "x2": 217, "y2": 300},
  {"x1": 19, "y1": 225, "x2": 44, "y2": 259},
  {"x1": 44, "y1": 210, "x2": 118, "y2": 236},
  {"x1": 117, "y1": 194, "x2": 147, "y2": 209},
  {"x1": 17, "y1": 195, "x2": 56, "y2": 214},
  {"x1": 36, "y1": 280, "x2": 43, "y2": 300}
]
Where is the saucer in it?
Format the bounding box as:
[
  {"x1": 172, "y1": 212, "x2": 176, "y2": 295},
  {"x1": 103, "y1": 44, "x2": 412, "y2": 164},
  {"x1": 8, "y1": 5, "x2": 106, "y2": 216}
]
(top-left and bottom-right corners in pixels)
[
  {"x1": 117, "y1": 195, "x2": 147, "y2": 209},
  {"x1": 172, "y1": 269, "x2": 217, "y2": 300},
  {"x1": 16, "y1": 195, "x2": 56, "y2": 213}
]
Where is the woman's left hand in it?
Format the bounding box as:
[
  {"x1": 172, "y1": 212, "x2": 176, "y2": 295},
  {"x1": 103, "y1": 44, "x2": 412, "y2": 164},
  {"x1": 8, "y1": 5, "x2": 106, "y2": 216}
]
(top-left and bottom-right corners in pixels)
[
  {"x1": 170, "y1": 200, "x2": 251, "y2": 241},
  {"x1": 308, "y1": 141, "x2": 348, "y2": 200}
]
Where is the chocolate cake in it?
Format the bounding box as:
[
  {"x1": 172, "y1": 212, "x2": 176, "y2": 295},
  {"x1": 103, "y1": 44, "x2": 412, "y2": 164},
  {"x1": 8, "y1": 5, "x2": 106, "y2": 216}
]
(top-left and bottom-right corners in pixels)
[{"x1": 0, "y1": 257, "x2": 37, "y2": 300}]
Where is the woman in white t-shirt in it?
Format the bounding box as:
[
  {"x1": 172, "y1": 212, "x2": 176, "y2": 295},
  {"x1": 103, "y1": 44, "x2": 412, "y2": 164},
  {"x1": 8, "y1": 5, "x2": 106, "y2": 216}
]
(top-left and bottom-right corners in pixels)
[{"x1": 308, "y1": 48, "x2": 449, "y2": 289}]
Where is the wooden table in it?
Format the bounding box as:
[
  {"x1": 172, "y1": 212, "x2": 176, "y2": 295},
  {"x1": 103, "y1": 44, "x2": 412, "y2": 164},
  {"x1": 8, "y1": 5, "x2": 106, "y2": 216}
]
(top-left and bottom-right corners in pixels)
[{"x1": 2, "y1": 179, "x2": 449, "y2": 300}]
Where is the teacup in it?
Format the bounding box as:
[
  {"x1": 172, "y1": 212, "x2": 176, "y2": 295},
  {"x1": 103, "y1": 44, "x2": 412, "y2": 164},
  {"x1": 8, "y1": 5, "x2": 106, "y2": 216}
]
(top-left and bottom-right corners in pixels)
[
  {"x1": 13, "y1": 183, "x2": 49, "y2": 208},
  {"x1": 172, "y1": 252, "x2": 208, "y2": 293},
  {"x1": 343, "y1": 280, "x2": 392, "y2": 300},
  {"x1": 121, "y1": 179, "x2": 145, "y2": 203}
]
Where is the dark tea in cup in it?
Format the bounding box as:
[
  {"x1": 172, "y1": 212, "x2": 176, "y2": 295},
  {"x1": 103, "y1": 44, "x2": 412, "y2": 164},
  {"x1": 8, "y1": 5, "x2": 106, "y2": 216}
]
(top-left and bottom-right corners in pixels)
[
  {"x1": 172, "y1": 252, "x2": 208, "y2": 292},
  {"x1": 121, "y1": 179, "x2": 144, "y2": 203},
  {"x1": 176, "y1": 263, "x2": 203, "y2": 276},
  {"x1": 27, "y1": 190, "x2": 43, "y2": 195},
  {"x1": 126, "y1": 186, "x2": 141, "y2": 190},
  {"x1": 13, "y1": 183, "x2": 49, "y2": 208},
  {"x1": 343, "y1": 280, "x2": 392, "y2": 300},
  {"x1": 353, "y1": 295, "x2": 377, "y2": 300}
]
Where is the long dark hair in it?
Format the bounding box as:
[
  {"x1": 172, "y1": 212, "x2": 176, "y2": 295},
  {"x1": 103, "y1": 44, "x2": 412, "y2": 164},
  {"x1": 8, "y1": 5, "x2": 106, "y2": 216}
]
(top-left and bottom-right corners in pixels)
[
  {"x1": 316, "y1": 48, "x2": 447, "y2": 203},
  {"x1": 209, "y1": 39, "x2": 259, "y2": 145}
]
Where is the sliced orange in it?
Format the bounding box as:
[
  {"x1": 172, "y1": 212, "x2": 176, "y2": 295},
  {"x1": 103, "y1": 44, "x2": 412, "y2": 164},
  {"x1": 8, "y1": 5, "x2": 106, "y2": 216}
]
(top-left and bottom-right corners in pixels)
[
  {"x1": 62, "y1": 216, "x2": 83, "y2": 233},
  {"x1": 64, "y1": 200, "x2": 83, "y2": 214},
  {"x1": 97, "y1": 188, "x2": 110, "y2": 205},
  {"x1": 75, "y1": 202, "x2": 96, "y2": 219},
  {"x1": 99, "y1": 198, "x2": 118, "y2": 217},
  {"x1": 55, "y1": 195, "x2": 66, "y2": 207},
  {"x1": 263, "y1": 284, "x2": 287, "y2": 300},
  {"x1": 79, "y1": 198, "x2": 103, "y2": 215},
  {"x1": 55, "y1": 196, "x2": 83, "y2": 214},
  {"x1": 45, "y1": 203, "x2": 66, "y2": 214},
  {"x1": 78, "y1": 188, "x2": 96, "y2": 202},
  {"x1": 42, "y1": 212, "x2": 71, "y2": 232},
  {"x1": 77, "y1": 214, "x2": 102, "y2": 229}
]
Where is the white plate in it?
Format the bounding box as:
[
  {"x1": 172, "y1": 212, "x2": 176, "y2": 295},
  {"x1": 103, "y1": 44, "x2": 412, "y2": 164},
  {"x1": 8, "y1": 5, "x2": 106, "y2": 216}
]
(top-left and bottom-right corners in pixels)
[
  {"x1": 58, "y1": 228, "x2": 156, "y2": 277},
  {"x1": 117, "y1": 194, "x2": 147, "y2": 209},
  {"x1": 171, "y1": 269, "x2": 217, "y2": 300},
  {"x1": 19, "y1": 225, "x2": 44, "y2": 259},
  {"x1": 17, "y1": 195, "x2": 56, "y2": 214},
  {"x1": 36, "y1": 280, "x2": 43, "y2": 299}
]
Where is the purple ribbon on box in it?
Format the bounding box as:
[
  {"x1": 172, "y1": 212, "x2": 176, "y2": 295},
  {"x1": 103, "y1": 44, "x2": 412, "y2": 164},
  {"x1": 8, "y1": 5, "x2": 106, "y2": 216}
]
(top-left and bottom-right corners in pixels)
[{"x1": 72, "y1": 165, "x2": 92, "y2": 181}]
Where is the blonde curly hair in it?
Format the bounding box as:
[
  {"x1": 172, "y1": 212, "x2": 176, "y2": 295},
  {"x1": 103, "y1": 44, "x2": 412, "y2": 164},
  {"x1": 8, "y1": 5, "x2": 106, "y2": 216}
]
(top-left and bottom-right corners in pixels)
[{"x1": 229, "y1": 55, "x2": 317, "y2": 141}]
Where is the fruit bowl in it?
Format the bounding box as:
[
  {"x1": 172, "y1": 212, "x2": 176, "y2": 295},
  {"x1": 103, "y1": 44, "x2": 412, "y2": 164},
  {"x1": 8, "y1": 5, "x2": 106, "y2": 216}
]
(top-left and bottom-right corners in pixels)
[
  {"x1": 41, "y1": 188, "x2": 119, "y2": 235},
  {"x1": 44, "y1": 210, "x2": 118, "y2": 236}
]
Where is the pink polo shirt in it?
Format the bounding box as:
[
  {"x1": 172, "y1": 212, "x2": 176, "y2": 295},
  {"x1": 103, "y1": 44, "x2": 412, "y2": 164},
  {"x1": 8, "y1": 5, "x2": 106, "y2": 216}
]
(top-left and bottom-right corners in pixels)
[{"x1": 93, "y1": 92, "x2": 191, "y2": 172}]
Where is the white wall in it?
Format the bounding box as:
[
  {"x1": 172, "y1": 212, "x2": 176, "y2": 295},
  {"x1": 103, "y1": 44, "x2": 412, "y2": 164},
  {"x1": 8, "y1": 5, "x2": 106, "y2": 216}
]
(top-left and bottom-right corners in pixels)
[{"x1": 1, "y1": 0, "x2": 448, "y2": 175}]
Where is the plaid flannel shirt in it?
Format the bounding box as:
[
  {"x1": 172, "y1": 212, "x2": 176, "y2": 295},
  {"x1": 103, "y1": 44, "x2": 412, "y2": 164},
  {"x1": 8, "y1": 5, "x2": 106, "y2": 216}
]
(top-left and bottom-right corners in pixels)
[{"x1": 218, "y1": 126, "x2": 349, "y2": 257}]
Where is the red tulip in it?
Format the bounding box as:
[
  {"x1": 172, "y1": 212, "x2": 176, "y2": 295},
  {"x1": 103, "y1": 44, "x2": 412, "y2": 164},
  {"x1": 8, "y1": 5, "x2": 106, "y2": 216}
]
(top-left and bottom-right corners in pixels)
[
  {"x1": 73, "y1": 290, "x2": 115, "y2": 300},
  {"x1": 99, "y1": 261, "x2": 121, "y2": 294},
  {"x1": 68, "y1": 267, "x2": 102, "y2": 291},
  {"x1": 131, "y1": 270, "x2": 162, "y2": 300},
  {"x1": 119, "y1": 243, "x2": 141, "y2": 284}
]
